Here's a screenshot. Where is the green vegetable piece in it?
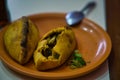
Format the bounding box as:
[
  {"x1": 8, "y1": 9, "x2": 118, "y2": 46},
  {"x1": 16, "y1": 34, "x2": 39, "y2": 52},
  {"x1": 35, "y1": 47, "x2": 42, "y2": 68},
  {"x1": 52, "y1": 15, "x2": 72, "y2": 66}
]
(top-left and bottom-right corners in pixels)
[
  {"x1": 54, "y1": 52, "x2": 60, "y2": 59},
  {"x1": 69, "y1": 50, "x2": 86, "y2": 69},
  {"x1": 48, "y1": 35, "x2": 56, "y2": 45}
]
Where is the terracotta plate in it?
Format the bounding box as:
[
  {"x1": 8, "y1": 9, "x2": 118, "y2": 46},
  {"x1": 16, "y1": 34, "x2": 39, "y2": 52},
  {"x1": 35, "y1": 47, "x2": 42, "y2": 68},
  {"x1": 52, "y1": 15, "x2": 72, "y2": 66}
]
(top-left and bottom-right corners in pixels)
[{"x1": 0, "y1": 13, "x2": 111, "y2": 79}]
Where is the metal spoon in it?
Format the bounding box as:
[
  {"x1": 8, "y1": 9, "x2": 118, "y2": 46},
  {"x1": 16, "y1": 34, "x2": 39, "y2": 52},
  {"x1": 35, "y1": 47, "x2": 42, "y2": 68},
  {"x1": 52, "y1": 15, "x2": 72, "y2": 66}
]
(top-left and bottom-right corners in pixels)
[{"x1": 66, "y1": 1, "x2": 96, "y2": 26}]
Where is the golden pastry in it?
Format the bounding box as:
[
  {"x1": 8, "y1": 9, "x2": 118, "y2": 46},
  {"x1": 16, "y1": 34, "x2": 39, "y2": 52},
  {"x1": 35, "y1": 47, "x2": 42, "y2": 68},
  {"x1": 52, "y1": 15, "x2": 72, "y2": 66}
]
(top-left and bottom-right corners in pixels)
[
  {"x1": 34, "y1": 27, "x2": 76, "y2": 70},
  {"x1": 4, "y1": 16, "x2": 39, "y2": 64}
]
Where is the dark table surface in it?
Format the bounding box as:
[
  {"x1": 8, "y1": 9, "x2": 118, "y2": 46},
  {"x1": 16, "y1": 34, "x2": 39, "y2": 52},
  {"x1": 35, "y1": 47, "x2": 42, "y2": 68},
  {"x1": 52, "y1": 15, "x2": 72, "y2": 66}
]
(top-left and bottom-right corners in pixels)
[{"x1": 106, "y1": 0, "x2": 120, "y2": 80}]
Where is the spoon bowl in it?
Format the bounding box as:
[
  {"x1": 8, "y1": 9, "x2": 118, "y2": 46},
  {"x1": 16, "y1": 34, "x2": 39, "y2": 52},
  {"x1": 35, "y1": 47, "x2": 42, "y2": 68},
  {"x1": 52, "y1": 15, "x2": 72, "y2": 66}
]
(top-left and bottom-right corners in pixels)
[
  {"x1": 66, "y1": 1, "x2": 96, "y2": 26},
  {"x1": 66, "y1": 11, "x2": 84, "y2": 26}
]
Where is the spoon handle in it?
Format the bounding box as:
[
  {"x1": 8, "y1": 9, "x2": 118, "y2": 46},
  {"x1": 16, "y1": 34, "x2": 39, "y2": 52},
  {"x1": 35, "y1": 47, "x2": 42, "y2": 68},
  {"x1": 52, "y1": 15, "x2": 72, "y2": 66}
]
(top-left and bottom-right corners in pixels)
[{"x1": 81, "y1": 1, "x2": 96, "y2": 12}]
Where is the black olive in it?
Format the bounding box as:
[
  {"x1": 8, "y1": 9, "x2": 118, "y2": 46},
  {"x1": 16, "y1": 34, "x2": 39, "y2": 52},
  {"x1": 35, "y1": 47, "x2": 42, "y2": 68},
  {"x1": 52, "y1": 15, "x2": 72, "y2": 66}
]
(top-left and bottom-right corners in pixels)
[{"x1": 42, "y1": 48, "x2": 52, "y2": 58}]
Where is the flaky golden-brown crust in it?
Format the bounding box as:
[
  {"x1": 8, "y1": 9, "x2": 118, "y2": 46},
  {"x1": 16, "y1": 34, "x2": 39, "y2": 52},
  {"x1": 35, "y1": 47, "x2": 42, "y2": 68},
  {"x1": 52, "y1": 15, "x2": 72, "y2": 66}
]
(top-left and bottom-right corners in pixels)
[
  {"x1": 34, "y1": 27, "x2": 76, "y2": 70},
  {"x1": 4, "y1": 17, "x2": 39, "y2": 64}
]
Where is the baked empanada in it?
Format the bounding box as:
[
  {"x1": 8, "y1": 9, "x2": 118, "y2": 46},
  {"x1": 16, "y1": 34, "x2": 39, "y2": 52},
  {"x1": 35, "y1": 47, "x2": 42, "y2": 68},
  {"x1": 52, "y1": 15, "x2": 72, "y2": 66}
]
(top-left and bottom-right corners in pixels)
[
  {"x1": 4, "y1": 16, "x2": 39, "y2": 64},
  {"x1": 34, "y1": 27, "x2": 76, "y2": 70}
]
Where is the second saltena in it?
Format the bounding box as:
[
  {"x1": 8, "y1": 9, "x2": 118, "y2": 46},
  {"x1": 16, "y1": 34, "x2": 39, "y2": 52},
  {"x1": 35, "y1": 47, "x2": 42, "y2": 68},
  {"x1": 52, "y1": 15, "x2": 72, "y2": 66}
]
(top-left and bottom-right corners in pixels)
[{"x1": 34, "y1": 27, "x2": 76, "y2": 70}]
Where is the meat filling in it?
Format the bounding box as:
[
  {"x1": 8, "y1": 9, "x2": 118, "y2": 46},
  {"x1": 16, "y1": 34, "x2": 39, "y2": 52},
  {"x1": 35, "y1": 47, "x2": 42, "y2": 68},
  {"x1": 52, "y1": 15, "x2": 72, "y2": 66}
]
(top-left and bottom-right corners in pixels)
[{"x1": 41, "y1": 32, "x2": 62, "y2": 59}]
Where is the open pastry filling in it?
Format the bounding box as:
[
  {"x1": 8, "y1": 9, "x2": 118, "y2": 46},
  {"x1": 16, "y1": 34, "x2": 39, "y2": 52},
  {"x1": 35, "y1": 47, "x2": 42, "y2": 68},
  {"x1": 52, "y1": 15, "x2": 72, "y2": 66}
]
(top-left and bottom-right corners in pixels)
[{"x1": 38, "y1": 30, "x2": 62, "y2": 59}]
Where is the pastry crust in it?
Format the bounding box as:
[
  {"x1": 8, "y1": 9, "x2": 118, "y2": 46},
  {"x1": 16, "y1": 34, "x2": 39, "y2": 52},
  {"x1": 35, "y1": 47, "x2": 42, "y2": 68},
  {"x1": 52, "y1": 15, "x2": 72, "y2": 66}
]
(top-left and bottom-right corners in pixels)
[
  {"x1": 34, "y1": 27, "x2": 76, "y2": 70},
  {"x1": 4, "y1": 17, "x2": 39, "y2": 64}
]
